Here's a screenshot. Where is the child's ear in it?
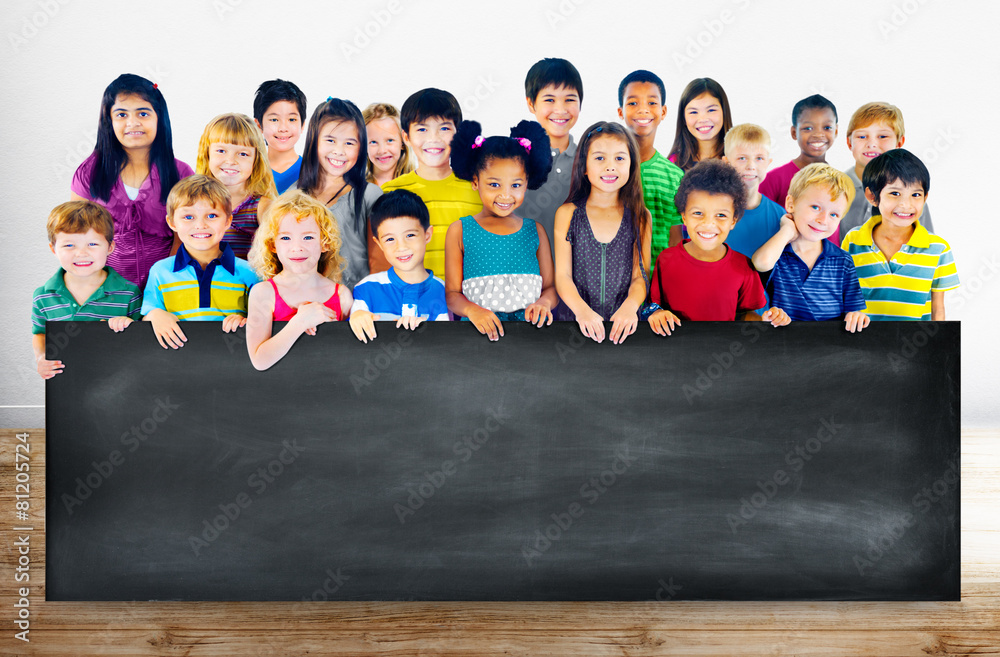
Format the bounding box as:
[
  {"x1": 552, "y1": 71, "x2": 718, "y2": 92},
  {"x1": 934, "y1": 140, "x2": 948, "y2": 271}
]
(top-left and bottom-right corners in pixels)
[
  {"x1": 617, "y1": 107, "x2": 624, "y2": 120},
  {"x1": 254, "y1": 118, "x2": 262, "y2": 130},
  {"x1": 721, "y1": 155, "x2": 728, "y2": 163},
  {"x1": 49, "y1": 243, "x2": 56, "y2": 255},
  {"x1": 401, "y1": 130, "x2": 411, "y2": 147},
  {"x1": 165, "y1": 214, "x2": 177, "y2": 232},
  {"x1": 896, "y1": 135, "x2": 905, "y2": 148},
  {"x1": 863, "y1": 187, "x2": 878, "y2": 205},
  {"x1": 424, "y1": 226, "x2": 434, "y2": 244},
  {"x1": 846, "y1": 134, "x2": 853, "y2": 149},
  {"x1": 790, "y1": 125, "x2": 798, "y2": 140},
  {"x1": 785, "y1": 194, "x2": 796, "y2": 213},
  {"x1": 108, "y1": 240, "x2": 115, "y2": 256},
  {"x1": 223, "y1": 213, "x2": 233, "y2": 231},
  {"x1": 471, "y1": 175, "x2": 479, "y2": 191},
  {"x1": 525, "y1": 96, "x2": 536, "y2": 114}
]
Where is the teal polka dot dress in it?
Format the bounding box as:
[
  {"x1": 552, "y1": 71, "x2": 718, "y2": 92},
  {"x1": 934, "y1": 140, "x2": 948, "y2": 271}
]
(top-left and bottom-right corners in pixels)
[{"x1": 460, "y1": 215, "x2": 542, "y2": 316}]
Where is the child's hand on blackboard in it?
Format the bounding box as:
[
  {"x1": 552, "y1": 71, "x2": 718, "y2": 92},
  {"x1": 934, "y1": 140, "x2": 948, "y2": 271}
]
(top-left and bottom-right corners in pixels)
[
  {"x1": 524, "y1": 301, "x2": 553, "y2": 328},
  {"x1": 396, "y1": 315, "x2": 425, "y2": 331},
  {"x1": 761, "y1": 307, "x2": 791, "y2": 327},
  {"x1": 844, "y1": 311, "x2": 870, "y2": 333},
  {"x1": 576, "y1": 308, "x2": 605, "y2": 343},
  {"x1": 466, "y1": 305, "x2": 504, "y2": 341},
  {"x1": 609, "y1": 304, "x2": 638, "y2": 344},
  {"x1": 106, "y1": 316, "x2": 133, "y2": 332},
  {"x1": 648, "y1": 309, "x2": 682, "y2": 336},
  {"x1": 350, "y1": 310, "x2": 378, "y2": 342},
  {"x1": 222, "y1": 314, "x2": 247, "y2": 333},
  {"x1": 145, "y1": 309, "x2": 187, "y2": 350}
]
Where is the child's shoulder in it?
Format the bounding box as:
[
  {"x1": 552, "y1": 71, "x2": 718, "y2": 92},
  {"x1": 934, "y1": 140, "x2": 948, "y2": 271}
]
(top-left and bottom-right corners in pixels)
[
  {"x1": 103, "y1": 267, "x2": 141, "y2": 293},
  {"x1": 381, "y1": 171, "x2": 420, "y2": 191}
]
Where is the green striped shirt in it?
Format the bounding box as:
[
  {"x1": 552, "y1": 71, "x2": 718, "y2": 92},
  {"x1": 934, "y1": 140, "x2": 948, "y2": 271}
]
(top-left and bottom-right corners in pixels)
[
  {"x1": 31, "y1": 267, "x2": 142, "y2": 334},
  {"x1": 642, "y1": 150, "x2": 685, "y2": 267}
]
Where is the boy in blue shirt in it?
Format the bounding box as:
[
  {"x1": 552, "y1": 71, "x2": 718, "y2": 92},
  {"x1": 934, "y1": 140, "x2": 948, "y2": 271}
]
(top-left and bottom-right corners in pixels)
[
  {"x1": 751, "y1": 163, "x2": 869, "y2": 332},
  {"x1": 350, "y1": 190, "x2": 450, "y2": 342},
  {"x1": 721, "y1": 124, "x2": 786, "y2": 259},
  {"x1": 142, "y1": 175, "x2": 259, "y2": 349},
  {"x1": 253, "y1": 79, "x2": 306, "y2": 194}
]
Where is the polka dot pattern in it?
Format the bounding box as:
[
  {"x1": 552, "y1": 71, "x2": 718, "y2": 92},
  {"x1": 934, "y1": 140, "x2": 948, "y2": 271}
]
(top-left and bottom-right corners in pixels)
[{"x1": 460, "y1": 215, "x2": 543, "y2": 313}]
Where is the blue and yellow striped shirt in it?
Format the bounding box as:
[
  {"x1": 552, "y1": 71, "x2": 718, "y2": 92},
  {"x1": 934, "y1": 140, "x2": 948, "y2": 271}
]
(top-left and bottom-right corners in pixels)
[
  {"x1": 140, "y1": 243, "x2": 259, "y2": 320},
  {"x1": 841, "y1": 216, "x2": 959, "y2": 320}
]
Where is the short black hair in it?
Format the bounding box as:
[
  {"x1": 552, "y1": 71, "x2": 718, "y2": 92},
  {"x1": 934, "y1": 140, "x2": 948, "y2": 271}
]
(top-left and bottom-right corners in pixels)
[
  {"x1": 674, "y1": 159, "x2": 748, "y2": 221},
  {"x1": 792, "y1": 93, "x2": 837, "y2": 126},
  {"x1": 253, "y1": 79, "x2": 307, "y2": 125},
  {"x1": 618, "y1": 69, "x2": 665, "y2": 107},
  {"x1": 399, "y1": 88, "x2": 462, "y2": 133},
  {"x1": 524, "y1": 58, "x2": 583, "y2": 104},
  {"x1": 369, "y1": 189, "x2": 431, "y2": 238},
  {"x1": 861, "y1": 148, "x2": 930, "y2": 212}
]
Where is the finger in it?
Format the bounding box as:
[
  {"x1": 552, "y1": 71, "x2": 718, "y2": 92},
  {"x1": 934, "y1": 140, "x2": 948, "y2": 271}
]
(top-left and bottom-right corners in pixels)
[
  {"x1": 351, "y1": 322, "x2": 367, "y2": 343},
  {"x1": 495, "y1": 318, "x2": 504, "y2": 338},
  {"x1": 364, "y1": 320, "x2": 377, "y2": 340},
  {"x1": 156, "y1": 331, "x2": 170, "y2": 350}
]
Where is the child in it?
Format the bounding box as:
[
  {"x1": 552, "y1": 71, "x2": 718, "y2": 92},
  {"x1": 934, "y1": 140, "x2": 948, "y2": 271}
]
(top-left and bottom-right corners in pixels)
[
  {"x1": 295, "y1": 97, "x2": 383, "y2": 290},
  {"x1": 141, "y1": 175, "x2": 259, "y2": 349},
  {"x1": 245, "y1": 191, "x2": 353, "y2": 370},
  {"x1": 751, "y1": 164, "x2": 869, "y2": 331},
  {"x1": 648, "y1": 160, "x2": 790, "y2": 334},
  {"x1": 839, "y1": 102, "x2": 935, "y2": 242},
  {"x1": 382, "y1": 88, "x2": 483, "y2": 279},
  {"x1": 720, "y1": 124, "x2": 786, "y2": 258},
  {"x1": 445, "y1": 120, "x2": 558, "y2": 341},
  {"x1": 759, "y1": 94, "x2": 838, "y2": 208},
  {"x1": 520, "y1": 58, "x2": 583, "y2": 259},
  {"x1": 617, "y1": 69, "x2": 685, "y2": 263},
  {"x1": 71, "y1": 74, "x2": 194, "y2": 289},
  {"x1": 195, "y1": 113, "x2": 277, "y2": 259},
  {"x1": 668, "y1": 78, "x2": 733, "y2": 172},
  {"x1": 32, "y1": 201, "x2": 141, "y2": 379},
  {"x1": 554, "y1": 122, "x2": 654, "y2": 345},
  {"x1": 350, "y1": 190, "x2": 450, "y2": 343},
  {"x1": 362, "y1": 102, "x2": 413, "y2": 188},
  {"x1": 842, "y1": 149, "x2": 959, "y2": 320},
  {"x1": 253, "y1": 79, "x2": 307, "y2": 194}
]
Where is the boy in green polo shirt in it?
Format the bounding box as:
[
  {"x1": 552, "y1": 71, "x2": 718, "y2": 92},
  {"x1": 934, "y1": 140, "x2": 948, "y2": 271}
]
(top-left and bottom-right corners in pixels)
[{"x1": 32, "y1": 200, "x2": 142, "y2": 379}]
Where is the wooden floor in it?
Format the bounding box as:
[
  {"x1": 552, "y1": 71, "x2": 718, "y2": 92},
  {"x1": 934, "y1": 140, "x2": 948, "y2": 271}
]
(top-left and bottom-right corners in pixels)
[{"x1": 1, "y1": 428, "x2": 997, "y2": 656}]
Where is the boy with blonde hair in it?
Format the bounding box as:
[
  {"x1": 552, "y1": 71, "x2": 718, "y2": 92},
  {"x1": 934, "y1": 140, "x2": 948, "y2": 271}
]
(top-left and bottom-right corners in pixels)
[
  {"x1": 752, "y1": 163, "x2": 868, "y2": 331},
  {"x1": 720, "y1": 123, "x2": 786, "y2": 258}
]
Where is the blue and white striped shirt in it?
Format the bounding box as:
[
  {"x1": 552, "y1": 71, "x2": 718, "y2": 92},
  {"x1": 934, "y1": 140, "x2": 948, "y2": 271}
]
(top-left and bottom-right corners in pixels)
[{"x1": 765, "y1": 240, "x2": 866, "y2": 321}]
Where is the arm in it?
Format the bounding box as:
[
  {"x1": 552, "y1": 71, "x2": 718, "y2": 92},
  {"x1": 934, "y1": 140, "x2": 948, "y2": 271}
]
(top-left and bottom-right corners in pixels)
[
  {"x1": 32, "y1": 332, "x2": 63, "y2": 379},
  {"x1": 553, "y1": 204, "x2": 605, "y2": 343},
  {"x1": 751, "y1": 214, "x2": 797, "y2": 272},
  {"x1": 244, "y1": 281, "x2": 336, "y2": 371},
  {"x1": 524, "y1": 223, "x2": 557, "y2": 327},
  {"x1": 608, "y1": 212, "x2": 651, "y2": 344},
  {"x1": 931, "y1": 290, "x2": 946, "y2": 320},
  {"x1": 445, "y1": 220, "x2": 503, "y2": 340}
]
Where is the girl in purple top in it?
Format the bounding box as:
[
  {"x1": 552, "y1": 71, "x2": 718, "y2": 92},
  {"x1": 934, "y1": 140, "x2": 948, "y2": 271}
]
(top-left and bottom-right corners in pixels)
[{"x1": 71, "y1": 74, "x2": 193, "y2": 289}]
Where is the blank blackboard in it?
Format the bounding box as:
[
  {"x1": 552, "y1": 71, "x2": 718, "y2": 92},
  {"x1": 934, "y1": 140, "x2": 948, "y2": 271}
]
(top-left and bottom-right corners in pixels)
[{"x1": 46, "y1": 320, "x2": 959, "y2": 601}]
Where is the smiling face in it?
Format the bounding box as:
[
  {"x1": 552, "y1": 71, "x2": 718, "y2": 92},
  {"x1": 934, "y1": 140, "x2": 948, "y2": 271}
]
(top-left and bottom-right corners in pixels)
[
  {"x1": 618, "y1": 81, "x2": 666, "y2": 139},
  {"x1": 208, "y1": 142, "x2": 255, "y2": 189},
  {"x1": 585, "y1": 135, "x2": 630, "y2": 193},
  {"x1": 367, "y1": 117, "x2": 403, "y2": 177},
  {"x1": 260, "y1": 100, "x2": 302, "y2": 153},
  {"x1": 167, "y1": 199, "x2": 231, "y2": 259},
  {"x1": 273, "y1": 213, "x2": 326, "y2": 274},
  {"x1": 404, "y1": 116, "x2": 455, "y2": 169},
  {"x1": 50, "y1": 229, "x2": 114, "y2": 280},
  {"x1": 473, "y1": 157, "x2": 527, "y2": 218},
  {"x1": 680, "y1": 190, "x2": 736, "y2": 258},
  {"x1": 848, "y1": 121, "x2": 902, "y2": 168},
  {"x1": 317, "y1": 120, "x2": 361, "y2": 185},
  {"x1": 786, "y1": 184, "x2": 849, "y2": 242},
  {"x1": 867, "y1": 178, "x2": 926, "y2": 230},
  {"x1": 793, "y1": 107, "x2": 838, "y2": 159},
  {"x1": 111, "y1": 93, "x2": 157, "y2": 152},
  {"x1": 725, "y1": 143, "x2": 772, "y2": 192},
  {"x1": 683, "y1": 92, "x2": 723, "y2": 142},
  {"x1": 527, "y1": 83, "x2": 581, "y2": 142},
  {"x1": 375, "y1": 216, "x2": 432, "y2": 274}
]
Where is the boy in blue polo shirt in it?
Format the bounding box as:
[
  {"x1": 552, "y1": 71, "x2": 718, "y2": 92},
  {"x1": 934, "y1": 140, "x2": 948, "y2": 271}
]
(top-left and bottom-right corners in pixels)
[
  {"x1": 752, "y1": 163, "x2": 869, "y2": 332},
  {"x1": 32, "y1": 200, "x2": 142, "y2": 378},
  {"x1": 142, "y1": 175, "x2": 259, "y2": 349},
  {"x1": 350, "y1": 190, "x2": 449, "y2": 342}
]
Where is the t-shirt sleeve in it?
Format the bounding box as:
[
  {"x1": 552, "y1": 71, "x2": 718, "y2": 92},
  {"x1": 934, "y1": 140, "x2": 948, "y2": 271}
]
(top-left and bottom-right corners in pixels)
[
  {"x1": 176, "y1": 159, "x2": 195, "y2": 179},
  {"x1": 651, "y1": 256, "x2": 665, "y2": 306},
  {"x1": 921, "y1": 205, "x2": 934, "y2": 234},
  {"x1": 140, "y1": 266, "x2": 166, "y2": 316},
  {"x1": 70, "y1": 156, "x2": 95, "y2": 199},
  {"x1": 736, "y1": 258, "x2": 768, "y2": 313},
  {"x1": 30, "y1": 286, "x2": 46, "y2": 335},
  {"x1": 931, "y1": 243, "x2": 960, "y2": 291},
  {"x1": 350, "y1": 282, "x2": 372, "y2": 315},
  {"x1": 841, "y1": 258, "x2": 867, "y2": 313}
]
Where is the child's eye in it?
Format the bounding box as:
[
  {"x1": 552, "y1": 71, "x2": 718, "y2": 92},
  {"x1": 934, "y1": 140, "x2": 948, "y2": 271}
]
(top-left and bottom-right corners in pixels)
[
  {"x1": 440, "y1": 126, "x2": 451, "y2": 132},
  {"x1": 139, "y1": 112, "x2": 149, "y2": 117},
  {"x1": 627, "y1": 101, "x2": 636, "y2": 106},
  {"x1": 594, "y1": 155, "x2": 604, "y2": 161},
  {"x1": 279, "y1": 235, "x2": 290, "y2": 241},
  {"x1": 811, "y1": 205, "x2": 821, "y2": 211},
  {"x1": 386, "y1": 138, "x2": 395, "y2": 144},
  {"x1": 303, "y1": 235, "x2": 314, "y2": 240},
  {"x1": 512, "y1": 182, "x2": 522, "y2": 189},
  {"x1": 616, "y1": 156, "x2": 626, "y2": 161},
  {"x1": 489, "y1": 182, "x2": 500, "y2": 188},
  {"x1": 208, "y1": 213, "x2": 218, "y2": 219}
]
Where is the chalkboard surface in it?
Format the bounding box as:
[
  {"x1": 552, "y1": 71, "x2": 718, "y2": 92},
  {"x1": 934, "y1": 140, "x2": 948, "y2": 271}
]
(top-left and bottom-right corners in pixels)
[{"x1": 46, "y1": 321, "x2": 960, "y2": 601}]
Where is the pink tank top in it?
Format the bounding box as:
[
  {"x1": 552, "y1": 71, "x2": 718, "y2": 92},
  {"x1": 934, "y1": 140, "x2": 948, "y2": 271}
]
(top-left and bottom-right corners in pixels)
[{"x1": 269, "y1": 279, "x2": 342, "y2": 321}]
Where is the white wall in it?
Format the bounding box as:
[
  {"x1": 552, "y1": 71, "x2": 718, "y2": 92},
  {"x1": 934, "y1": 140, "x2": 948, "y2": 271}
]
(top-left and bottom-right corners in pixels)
[{"x1": 1, "y1": 0, "x2": 996, "y2": 427}]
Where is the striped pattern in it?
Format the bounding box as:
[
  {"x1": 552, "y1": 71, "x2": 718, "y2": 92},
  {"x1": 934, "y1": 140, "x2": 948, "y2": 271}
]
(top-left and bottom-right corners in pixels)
[
  {"x1": 225, "y1": 194, "x2": 262, "y2": 259},
  {"x1": 382, "y1": 172, "x2": 483, "y2": 279},
  {"x1": 350, "y1": 268, "x2": 450, "y2": 321},
  {"x1": 140, "y1": 246, "x2": 259, "y2": 321},
  {"x1": 643, "y1": 151, "x2": 685, "y2": 267},
  {"x1": 766, "y1": 241, "x2": 866, "y2": 321},
  {"x1": 841, "y1": 216, "x2": 959, "y2": 320},
  {"x1": 31, "y1": 268, "x2": 142, "y2": 333}
]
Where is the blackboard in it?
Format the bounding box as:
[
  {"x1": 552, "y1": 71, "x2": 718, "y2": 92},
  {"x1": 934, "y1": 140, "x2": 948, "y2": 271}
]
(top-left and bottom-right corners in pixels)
[{"x1": 46, "y1": 320, "x2": 960, "y2": 601}]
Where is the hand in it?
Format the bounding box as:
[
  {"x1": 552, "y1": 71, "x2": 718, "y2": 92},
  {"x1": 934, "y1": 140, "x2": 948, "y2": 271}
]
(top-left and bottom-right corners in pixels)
[
  {"x1": 222, "y1": 314, "x2": 247, "y2": 333},
  {"x1": 844, "y1": 311, "x2": 870, "y2": 333},
  {"x1": 396, "y1": 315, "x2": 425, "y2": 331},
  {"x1": 609, "y1": 304, "x2": 638, "y2": 344},
  {"x1": 761, "y1": 306, "x2": 791, "y2": 327},
  {"x1": 648, "y1": 309, "x2": 682, "y2": 336},
  {"x1": 36, "y1": 354, "x2": 63, "y2": 379},
  {"x1": 149, "y1": 310, "x2": 187, "y2": 349},
  {"x1": 779, "y1": 213, "x2": 800, "y2": 242},
  {"x1": 107, "y1": 316, "x2": 133, "y2": 332},
  {"x1": 466, "y1": 305, "x2": 504, "y2": 341},
  {"x1": 575, "y1": 308, "x2": 605, "y2": 343},
  {"x1": 350, "y1": 310, "x2": 379, "y2": 343},
  {"x1": 291, "y1": 302, "x2": 338, "y2": 334},
  {"x1": 524, "y1": 302, "x2": 553, "y2": 328}
]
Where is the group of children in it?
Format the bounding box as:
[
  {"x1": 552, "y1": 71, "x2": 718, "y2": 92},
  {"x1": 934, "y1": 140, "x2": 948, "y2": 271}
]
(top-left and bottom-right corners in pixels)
[{"x1": 32, "y1": 59, "x2": 960, "y2": 375}]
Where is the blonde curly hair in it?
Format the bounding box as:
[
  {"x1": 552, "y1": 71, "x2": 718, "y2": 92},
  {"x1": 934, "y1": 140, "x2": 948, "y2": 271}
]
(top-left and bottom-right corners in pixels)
[{"x1": 248, "y1": 190, "x2": 344, "y2": 281}]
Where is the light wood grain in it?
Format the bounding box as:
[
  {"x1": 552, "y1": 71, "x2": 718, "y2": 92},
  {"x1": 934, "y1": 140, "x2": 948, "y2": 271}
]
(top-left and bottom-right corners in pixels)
[{"x1": 2, "y1": 428, "x2": 998, "y2": 656}]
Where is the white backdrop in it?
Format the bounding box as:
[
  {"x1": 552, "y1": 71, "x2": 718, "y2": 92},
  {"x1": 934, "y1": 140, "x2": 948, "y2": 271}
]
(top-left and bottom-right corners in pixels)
[{"x1": 1, "y1": 0, "x2": 996, "y2": 427}]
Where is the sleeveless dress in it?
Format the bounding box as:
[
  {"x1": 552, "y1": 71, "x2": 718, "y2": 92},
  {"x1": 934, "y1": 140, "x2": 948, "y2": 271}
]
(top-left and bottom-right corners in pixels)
[
  {"x1": 460, "y1": 215, "x2": 542, "y2": 321},
  {"x1": 269, "y1": 279, "x2": 342, "y2": 321}
]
